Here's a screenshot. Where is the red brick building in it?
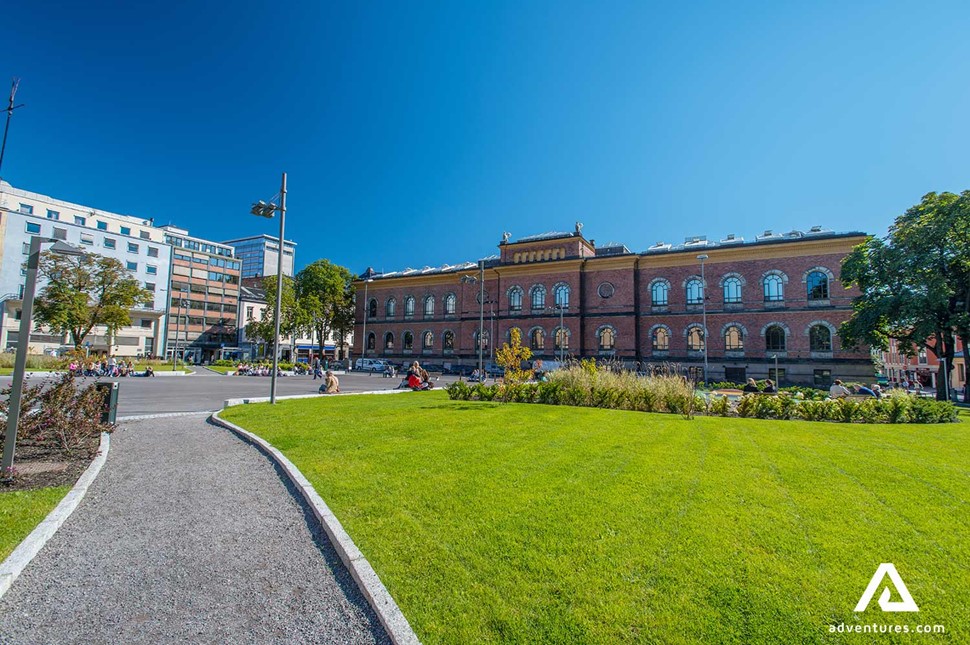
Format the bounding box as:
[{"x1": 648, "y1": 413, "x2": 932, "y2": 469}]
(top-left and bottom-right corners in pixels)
[{"x1": 353, "y1": 225, "x2": 874, "y2": 386}]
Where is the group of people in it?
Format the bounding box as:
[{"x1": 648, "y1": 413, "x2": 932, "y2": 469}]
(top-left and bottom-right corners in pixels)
[
  {"x1": 742, "y1": 378, "x2": 777, "y2": 393},
  {"x1": 828, "y1": 379, "x2": 883, "y2": 399},
  {"x1": 69, "y1": 358, "x2": 141, "y2": 378},
  {"x1": 233, "y1": 363, "x2": 284, "y2": 377},
  {"x1": 399, "y1": 361, "x2": 435, "y2": 390}
]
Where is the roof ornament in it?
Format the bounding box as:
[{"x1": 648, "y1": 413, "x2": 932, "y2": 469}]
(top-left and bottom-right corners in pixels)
[
  {"x1": 502, "y1": 231, "x2": 511, "y2": 243},
  {"x1": 575, "y1": 221, "x2": 583, "y2": 235}
]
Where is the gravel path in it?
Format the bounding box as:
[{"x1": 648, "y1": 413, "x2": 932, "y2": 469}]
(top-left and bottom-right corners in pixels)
[{"x1": 0, "y1": 413, "x2": 391, "y2": 645}]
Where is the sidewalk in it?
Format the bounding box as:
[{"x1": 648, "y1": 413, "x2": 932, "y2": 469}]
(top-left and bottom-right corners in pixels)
[{"x1": 0, "y1": 413, "x2": 390, "y2": 645}]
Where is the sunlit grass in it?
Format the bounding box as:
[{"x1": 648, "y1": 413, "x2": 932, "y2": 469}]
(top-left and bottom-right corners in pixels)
[
  {"x1": 223, "y1": 392, "x2": 970, "y2": 644},
  {"x1": 0, "y1": 486, "x2": 70, "y2": 561}
]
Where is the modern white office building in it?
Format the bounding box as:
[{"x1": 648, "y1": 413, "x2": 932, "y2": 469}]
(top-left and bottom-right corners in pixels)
[
  {"x1": 221, "y1": 234, "x2": 296, "y2": 279},
  {"x1": 0, "y1": 181, "x2": 172, "y2": 356}
]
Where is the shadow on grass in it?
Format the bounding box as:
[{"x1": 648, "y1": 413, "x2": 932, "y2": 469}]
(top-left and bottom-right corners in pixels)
[{"x1": 416, "y1": 401, "x2": 501, "y2": 412}]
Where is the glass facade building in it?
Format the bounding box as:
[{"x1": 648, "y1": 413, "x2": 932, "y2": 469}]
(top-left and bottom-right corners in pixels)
[{"x1": 221, "y1": 234, "x2": 296, "y2": 279}]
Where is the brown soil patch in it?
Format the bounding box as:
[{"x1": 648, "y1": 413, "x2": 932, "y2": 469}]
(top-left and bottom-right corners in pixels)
[{"x1": 1, "y1": 437, "x2": 101, "y2": 492}]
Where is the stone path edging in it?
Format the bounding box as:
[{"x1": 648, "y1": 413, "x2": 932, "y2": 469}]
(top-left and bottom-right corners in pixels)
[
  {"x1": 211, "y1": 408, "x2": 420, "y2": 645},
  {"x1": 0, "y1": 432, "x2": 111, "y2": 599}
]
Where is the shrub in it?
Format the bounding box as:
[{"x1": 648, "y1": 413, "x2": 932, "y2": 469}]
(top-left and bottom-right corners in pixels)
[
  {"x1": 708, "y1": 394, "x2": 730, "y2": 417},
  {"x1": 797, "y1": 400, "x2": 829, "y2": 422},
  {"x1": 212, "y1": 359, "x2": 236, "y2": 367},
  {"x1": 0, "y1": 373, "x2": 114, "y2": 455},
  {"x1": 446, "y1": 380, "x2": 471, "y2": 400},
  {"x1": 909, "y1": 397, "x2": 958, "y2": 424}
]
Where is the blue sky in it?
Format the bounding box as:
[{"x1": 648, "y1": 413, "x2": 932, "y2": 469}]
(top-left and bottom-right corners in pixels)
[{"x1": 3, "y1": 1, "x2": 969, "y2": 275}]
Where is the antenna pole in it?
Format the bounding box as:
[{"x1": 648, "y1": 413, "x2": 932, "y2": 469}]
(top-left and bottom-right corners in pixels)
[{"x1": 0, "y1": 78, "x2": 25, "y2": 177}]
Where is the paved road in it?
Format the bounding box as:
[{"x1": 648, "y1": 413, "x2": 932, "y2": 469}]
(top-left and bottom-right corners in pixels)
[
  {"x1": 0, "y1": 413, "x2": 391, "y2": 645},
  {"x1": 0, "y1": 368, "x2": 462, "y2": 416}
]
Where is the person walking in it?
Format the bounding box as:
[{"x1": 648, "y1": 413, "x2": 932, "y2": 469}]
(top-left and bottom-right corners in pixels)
[{"x1": 312, "y1": 356, "x2": 323, "y2": 380}]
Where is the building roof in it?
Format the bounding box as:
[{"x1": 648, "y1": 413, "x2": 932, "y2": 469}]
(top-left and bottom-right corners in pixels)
[
  {"x1": 239, "y1": 285, "x2": 267, "y2": 302},
  {"x1": 221, "y1": 233, "x2": 297, "y2": 247}
]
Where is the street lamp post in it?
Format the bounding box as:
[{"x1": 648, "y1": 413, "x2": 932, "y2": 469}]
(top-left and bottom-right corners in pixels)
[
  {"x1": 551, "y1": 302, "x2": 566, "y2": 363},
  {"x1": 2, "y1": 238, "x2": 83, "y2": 480},
  {"x1": 460, "y1": 260, "x2": 486, "y2": 378},
  {"x1": 250, "y1": 172, "x2": 287, "y2": 404},
  {"x1": 697, "y1": 254, "x2": 709, "y2": 385},
  {"x1": 360, "y1": 277, "x2": 373, "y2": 365}
]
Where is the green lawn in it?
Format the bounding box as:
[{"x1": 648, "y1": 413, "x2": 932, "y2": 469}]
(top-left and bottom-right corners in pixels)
[
  {"x1": 206, "y1": 365, "x2": 236, "y2": 374},
  {"x1": 222, "y1": 393, "x2": 969, "y2": 644},
  {"x1": 0, "y1": 486, "x2": 70, "y2": 561}
]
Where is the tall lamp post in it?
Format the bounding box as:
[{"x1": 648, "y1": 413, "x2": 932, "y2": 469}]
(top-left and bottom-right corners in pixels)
[
  {"x1": 250, "y1": 172, "x2": 287, "y2": 404},
  {"x1": 359, "y1": 276, "x2": 374, "y2": 365},
  {"x1": 2, "y1": 238, "x2": 84, "y2": 480},
  {"x1": 460, "y1": 260, "x2": 486, "y2": 377},
  {"x1": 550, "y1": 302, "x2": 566, "y2": 363},
  {"x1": 696, "y1": 254, "x2": 710, "y2": 385}
]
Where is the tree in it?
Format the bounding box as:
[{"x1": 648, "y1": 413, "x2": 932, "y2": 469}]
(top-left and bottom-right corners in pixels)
[
  {"x1": 246, "y1": 275, "x2": 299, "y2": 355},
  {"x1": 840, "y1": 191, "x2": 970, "y2": 400},
  {"x1": 294, "y1": 260, "x2": 355, "y2": 357},
  {"x1": 495, "y1": 327, "x2": 533, "y2": 389},
  {"x1": 33, "y1": 251, "x2": 151, "y2": 351}
]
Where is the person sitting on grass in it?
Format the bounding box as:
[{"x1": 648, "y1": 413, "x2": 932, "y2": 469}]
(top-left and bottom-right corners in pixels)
[
  {"x1": 762, "y1": 379, "x2": 777, "y2": 393},
  {"x1": 145, "y1": 365, "x2": 155, "y2": 377},
  {"x1": 853, "y1": 384, "x2": 877, "y2": 397},
  {"x1": 318, "y1": 370, "x2": 340, "y2": 394},
  {"x1": 742, "y1": 378, "x2": 759, "y2": 393},
  {"x1": 829, "y1": 379, "x2": 851, "y2": 399}
]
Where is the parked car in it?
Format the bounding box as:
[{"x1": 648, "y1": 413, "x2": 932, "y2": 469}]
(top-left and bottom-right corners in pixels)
[
  {"x1": 354, "y1": 358, "x2": 389, "y2": 372},
  {"x1": 443, "y1": 364, "x2": 475, "y2": 376},
  {"x1": 421, "y1": 363, "x2": 444, "y2": 373}
]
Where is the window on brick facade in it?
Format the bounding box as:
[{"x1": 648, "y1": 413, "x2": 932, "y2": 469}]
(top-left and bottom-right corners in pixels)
[
  {"x1": 652, "y1": 327, "x2": 669, "y2": 351},
  {"x1": 385, "y1": 297, "x2": 396, "y2": 317},
  {"x1": 765, "y1": 325, "x2": 786, "y2": 351},
  {"x1": 554, "y1": 284, "x2": 570, "y2": 309},
  {"x1": 554, "y1": 328, "x2": 568, "y2": 351},
  {"x1": 651, "y1": 281, "x2": 669, "y2": 306},
  {"x1": 423, "y1": 331, "x2": 433, "y2": 349},
  {"x1": 403, "y1": 331, "x2": 414, "y2": 350},
  {"x1": 424, "y1": 295, "x2": 434, "y2": 317},
  {"x1": 367, "y1": 298, "x2": 377, "y2": 319},
  {"x1": 530, "y1": 285, "x2": 546, "y2": 309},
  {"x1": 475, "y1": 330, "x2": 489, "y2": 352},
  {"x1": 598, "y1": 327, "x2": 615, "y2": 351},
  {"x1": 530, "y1": 328, "x2": 544, "y2": 350},
  {"x1": 807, "y1": 271, "x2": 829, "y2": 300},
  {"x1": 443, "y1": 330, "x2": 454, "y2": 350},
  {"x1": 686, "y1": 279, "x2": 704, "y2": 305},
  {"x1": 366, "y1": 333, "x2": 376, "y2": 350},
  {"x1": 687, "y1": 326, "x2": 705, "y2": 351},
  {"x1": 763, "y1": 274, "x2": 784, "y2": 302},
  {"x1": 723, "y1": 277, "x2": 742, "y2": 304},
  {"x1": 404, "y1": 296, "x2": 415, "y2": 317},
  {"x1": 444, "y1": 293, "x2": 456, "y2": 315},
  {"x1": 508, "y1": 287, "x2": 523, "y2": 312},
  {"x1": 384, "y1": 332, "x2": 394, "y2": 350},
  {"x1": 809, "y1": 324, "x2": 832, "y2": 351},
  {"x1": 724, "y1": 325, "x2": 743, "y2": 350}
]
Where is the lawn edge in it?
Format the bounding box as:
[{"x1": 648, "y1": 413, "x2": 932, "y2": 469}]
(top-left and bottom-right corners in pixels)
[
  {"x1": 0, "y1": 431, "x2": 111, "y2": 599},
  {"x1": 211, "y1": 406, "x2": 421, "y2": 645}
]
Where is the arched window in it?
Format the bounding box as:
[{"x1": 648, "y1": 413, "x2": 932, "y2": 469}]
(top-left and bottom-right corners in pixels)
[
  {"x1": 554, "y1": 283, "x2": 570, "y2": 309},
  {"x1": 384, "y1": 332, "x2": 394, "y2": 350},
  {"x1": 423, "y1": 295, "x2": 434, "y2": 317},
  {"x1": 652, "y1": 327, "x2": 670, "y2": 351},
  {"x1": 807, "y1": 271, "x2": 829, "y2": 300},
  {"x1": 443, "y1": 330, "x2": 455, "y2": 350},
  {"x1": 765, "y1": 325, "x2": 786, "y2": 351},
  {"x1": 530, "y1": 328, "x2": 544, "y2": 350},
  {"x1": 403, "y1": 331, "x2": 413, "y2": 350},
  {"x1": 651, "y1": 280, "x2": 669, "y2": 306},
  {"x1": 422, "y1": 331, "x2": 433, "y2": 349},
  {"x1": 404, "y1": 296, "x2": 415, "y2": 317},
  {"x1": 444, "y1": 293, "x2": 456, "y2": 315},
  {"x1": 385, "y1": 297, "x2": 396, "y2": 318},
  {"x1": 724, "y1": 325, "x2": 743, "y2": 351},
  {"x1": 686, "y1": 279, "x2": 704, "y2": 305},
  {"x1": 598, "y1": 327, "x2": 615, "y2": 351},
  {"x1": 366, "y1": 332, "x2": 376, "y2": 350},
  {"x1": 530, "y1": 285, "x2": 546, "y2": 310},
  {"x1": 687, "y1": 326, "x2": 705, "y2": 351},
  {"x1": 723, "y1": 277, "x2": 742, "y2": 304},
  {"x1": 810, "y1": 324, "x2": 832, "y2": 351},
  {"x1": 508, "y1": 287, "x2": 523, "y2": 312},
  {"x1": 367, "y1": 298, "x2": 377, "y2": 319},
  {"x1": 554, "y1": 327, "x2": 569, "y2": 351},
  {"x1": 763, "y1": 275, "x2": 784, "y2": 302}
]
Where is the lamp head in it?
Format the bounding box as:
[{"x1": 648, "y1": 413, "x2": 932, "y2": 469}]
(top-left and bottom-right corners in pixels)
[
  {"x1": 48, "y1": 240, "x2": 85, "y2": 257},
  {"x1": 696, "y1": 254, "x2": 709, "y2": 261}
]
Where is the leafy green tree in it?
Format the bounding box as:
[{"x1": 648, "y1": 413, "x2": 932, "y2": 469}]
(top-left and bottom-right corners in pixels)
[
  {"x1": 330, "y1": 287, "x2": 356, "y2": 361},
  {"x1": 294, "y1": 260, "x2": 355, "y2": 357},
  {"x1": 841, "y1": 191, "x2": 970, "y2": 400},
  {"x1": 495, "y1": 327, "x2": 533, "y2": 387},
  {"x1": 33, "y1": 251, "x2": 151, "y2": 351},
  {"x1": 247, "y1": 275, "x2": 299, "y2": 355}
]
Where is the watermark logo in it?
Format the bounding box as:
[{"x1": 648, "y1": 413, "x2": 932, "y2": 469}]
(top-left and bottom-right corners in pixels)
[{"x1": 854, "y1": 563, "x2": 919, "y2": 613}]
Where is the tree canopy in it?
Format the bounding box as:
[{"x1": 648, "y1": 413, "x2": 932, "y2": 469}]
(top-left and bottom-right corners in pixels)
[
  {"x1": 294, "y1": 260, "x2": 356, "y2": 356},
  {"x1": 33, "y1": 251, "x2": 152, "y2": 350},
  {"x1": 840, "y1": 190, "x2": 970, "y2": 399}
]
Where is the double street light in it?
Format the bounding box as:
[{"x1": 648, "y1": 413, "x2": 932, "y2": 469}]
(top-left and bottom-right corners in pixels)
[
  {"x1": 460, "y1": 260, "x2": 486, "y2": 377},
  {"x1": 697, "y1": 254, "x2": 710, "y2": 385},
  {"x1": 2, "y1": 237, "x2": 84, "y2": 481},
  {"x1": 250, "y1": 172, "x2": 287, "y2": 404},
  {"x1": 359, "y1": 275, "x2": 374, "y2": 365}
]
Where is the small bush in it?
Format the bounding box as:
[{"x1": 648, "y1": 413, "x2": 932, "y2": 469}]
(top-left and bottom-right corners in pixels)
[
  {"x1": 708, "y1": 394, "x2": 730, "y2": 417},
  {"x1": 909, "y1": 397, "x2": 958, "y2": 424},
  {"x1": 446, "y1": 380, "x2": 471, "y2": 400}
]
